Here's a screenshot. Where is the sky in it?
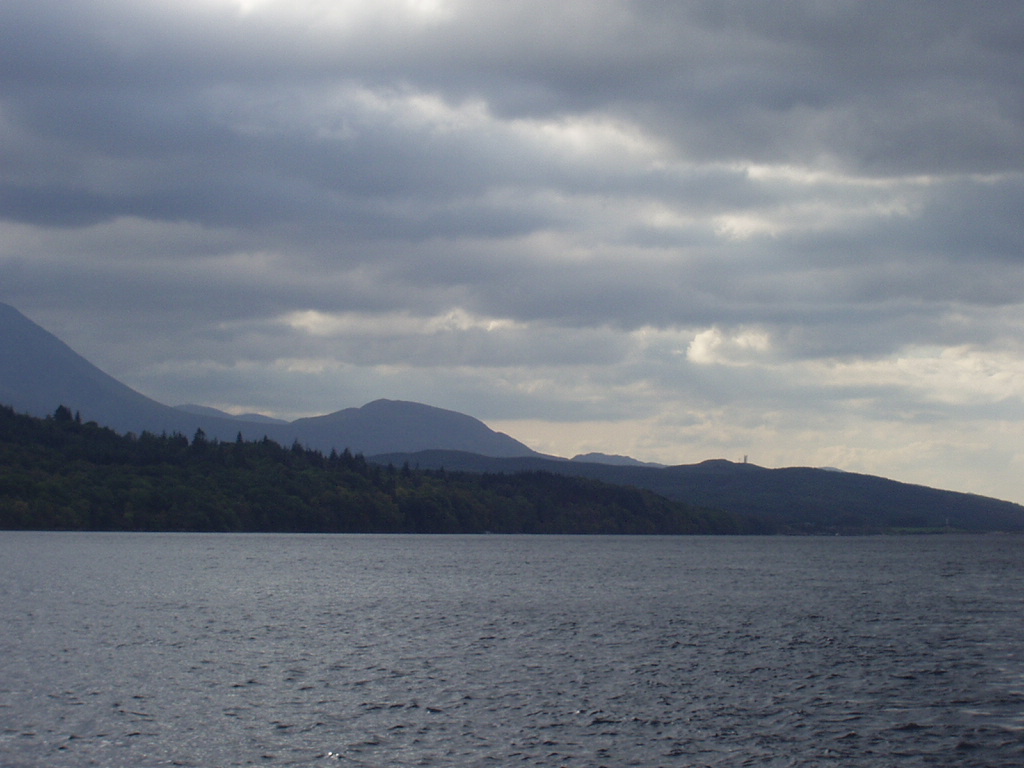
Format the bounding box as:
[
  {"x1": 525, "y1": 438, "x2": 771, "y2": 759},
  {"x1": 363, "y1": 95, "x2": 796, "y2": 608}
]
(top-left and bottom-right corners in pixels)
[{"x1": 2, "y1": 0, "x2": 1023, "y2": 503}]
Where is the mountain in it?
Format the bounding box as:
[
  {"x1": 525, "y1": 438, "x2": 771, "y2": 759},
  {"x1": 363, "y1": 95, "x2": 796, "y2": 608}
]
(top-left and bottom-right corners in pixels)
[
  {"x1": 571, "y1": 452, "x2": 665, "y2": 468},
  {"x1": 6, "y1": 300, "x2": 1024, "y2": 533},
  {"x1": 291, "y1": 399, "x2": 536, "y2": 458},
  {"x1": 0, "y1": 302, "x2": 540, "y2": 458},
  {"x1": 367, "y1": 451, "x2": 1024, "y2": 533},
  {"x1": 0, "y1": 302, "x2": 234, "y2": 439}
]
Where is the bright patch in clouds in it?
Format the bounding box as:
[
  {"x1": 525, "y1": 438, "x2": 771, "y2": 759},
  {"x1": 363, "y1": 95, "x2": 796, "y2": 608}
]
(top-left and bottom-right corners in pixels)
[
  {"x1": 224, "y1": 0, "x2": 454, "y2": 24},
  {"x1": 520, "y1": 114, "x2": 667, "y2": 164},
  {"x1": 283, "y1": 308, "x2": 523, "y2": 338},
  {"x1": 826, "y1": 347, "x2": 1024, "y2": 407},
  {"x1": 687, "y1": 327, "x2": 774, "y2": 366}
]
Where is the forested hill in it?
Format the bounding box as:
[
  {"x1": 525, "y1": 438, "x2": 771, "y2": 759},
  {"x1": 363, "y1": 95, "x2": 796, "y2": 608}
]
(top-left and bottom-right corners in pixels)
[
  {"x1": 373, "y1": 451, "x2": 1024, "y2": 533},
  {"x1": 0, "y1": 405, "x2": 752, "y2": 534}
]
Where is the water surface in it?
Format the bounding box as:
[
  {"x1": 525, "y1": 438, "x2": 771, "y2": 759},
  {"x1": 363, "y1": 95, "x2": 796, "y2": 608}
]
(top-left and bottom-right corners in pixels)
[{"x1": 1, "y1": 533, "x2": 1022, "y2": 766}]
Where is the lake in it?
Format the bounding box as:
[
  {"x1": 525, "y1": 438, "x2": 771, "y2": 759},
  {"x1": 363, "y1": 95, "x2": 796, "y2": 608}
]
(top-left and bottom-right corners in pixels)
[{"x1": 1, "y1": 532, "x2": 1022, "y2": 767}]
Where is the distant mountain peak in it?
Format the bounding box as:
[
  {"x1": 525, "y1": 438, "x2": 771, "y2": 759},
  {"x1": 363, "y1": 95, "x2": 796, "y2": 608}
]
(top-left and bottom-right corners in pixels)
[
  {"x1": 291, "y1": 398, "x2": 540, "y2": 458},
  {"x1": 0, "y1": 302, "x2": 539, "y2": 458},
  {"x1": 570, "y1": 452, "x2": 665, "y2": 468},
  {"x1": 685, "y1": 458, "x2": 763, "y2": 473}
]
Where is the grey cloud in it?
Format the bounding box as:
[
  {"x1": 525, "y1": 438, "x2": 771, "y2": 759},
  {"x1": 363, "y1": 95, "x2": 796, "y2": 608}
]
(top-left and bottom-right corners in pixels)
[
  {"x1": 909, "y1": 177, "x2": 1024, "y2": 264},
  {"x1": 3, "y1": 0, "x2": 1024, "y2": 501},
  {"x1": 4, "y1": 0, "x2": 1021, "y2": 255},
  {"x1": 405, "y1": 2, "x2": 1024, "y2": 173}
]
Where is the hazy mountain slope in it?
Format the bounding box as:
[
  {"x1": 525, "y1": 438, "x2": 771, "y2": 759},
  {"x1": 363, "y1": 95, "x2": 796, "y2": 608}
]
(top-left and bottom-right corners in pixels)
[
  {"x1": 0, "y1": 302, "x2": 237, "y2": 438},
  {"x1": 0, "y1": 302, "x2": 540, "y2": 457},
  {"x1": 571, "y1": 452, "x2": 665, "y2": 468},
  {"x1": 291, "y1": 399, "x2": 540, "y2": 457}
]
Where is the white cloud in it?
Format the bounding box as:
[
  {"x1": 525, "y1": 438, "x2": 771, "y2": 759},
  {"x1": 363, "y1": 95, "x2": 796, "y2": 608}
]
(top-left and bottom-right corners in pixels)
[
  {"x1": 281, "y1": 307, "x2": 523, "y2": 338},
  {"x1": 219, "y1": 0, "x2": 455, "y2": 27},
  {"x1": 687, "y1": 327, "x2": 774, "y2": 366},
  {"x1": 824, "y1": 345, "x2": 1024, "y2": 408}
]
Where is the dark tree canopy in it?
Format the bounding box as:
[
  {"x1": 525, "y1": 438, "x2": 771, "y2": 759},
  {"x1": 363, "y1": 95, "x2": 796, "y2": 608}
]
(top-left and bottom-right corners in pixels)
[{"x1": 0, "y1": 404, "x2": 750, "y2": 534}]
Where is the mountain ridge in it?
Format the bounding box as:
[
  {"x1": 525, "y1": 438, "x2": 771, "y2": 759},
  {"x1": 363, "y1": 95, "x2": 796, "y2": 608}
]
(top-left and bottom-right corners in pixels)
[
  {"x1": 571, "y1": 452, "x2": 666, "y2": 468},
  {"x1": 368, "y1": 449, "x2": 1024, "y2": 533},
  {"x1": 0, "y1": 302, "x2": 539, "y2": 458},
  {"x1": 4, "y1": 300, "x2": 1023, "y2": 532}
]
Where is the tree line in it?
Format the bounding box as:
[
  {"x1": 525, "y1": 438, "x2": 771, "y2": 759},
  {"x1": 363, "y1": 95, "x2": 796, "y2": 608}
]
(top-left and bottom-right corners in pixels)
[{"x1": 0, "y1": 404, "x2": 754, "y2": 534}]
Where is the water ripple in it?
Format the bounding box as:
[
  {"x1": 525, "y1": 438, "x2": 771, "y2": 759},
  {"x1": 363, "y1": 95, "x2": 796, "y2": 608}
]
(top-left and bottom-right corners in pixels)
[{"x1": 1, "y1": 533, "x2": 1023, "y2": 767}]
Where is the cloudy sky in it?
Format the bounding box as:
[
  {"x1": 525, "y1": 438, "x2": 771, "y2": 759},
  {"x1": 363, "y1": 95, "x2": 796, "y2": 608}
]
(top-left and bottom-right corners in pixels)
[{"x1": 2, "y1": 0, "x2": 1023, "y2": 502}]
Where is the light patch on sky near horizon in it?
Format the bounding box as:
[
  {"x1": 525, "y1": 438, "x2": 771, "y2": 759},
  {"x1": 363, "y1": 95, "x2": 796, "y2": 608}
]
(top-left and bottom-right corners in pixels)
[{"x1": 2, "y1": 0, "x2": 1023, "y2": 503}]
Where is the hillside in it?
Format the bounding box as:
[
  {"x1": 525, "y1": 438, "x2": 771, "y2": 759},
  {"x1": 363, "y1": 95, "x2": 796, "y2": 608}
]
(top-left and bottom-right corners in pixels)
[
  {"x1": 0, "y1": 405, "x2": 748, "y2": 534},
  {"x1": 369, "y1": 451, "x2": 1024, "y2": 534},
  {"x1": 5, "y1": 300, "x2": 1023, "y2": 534}
]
